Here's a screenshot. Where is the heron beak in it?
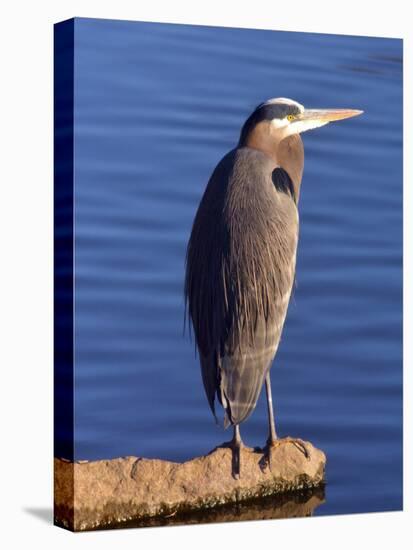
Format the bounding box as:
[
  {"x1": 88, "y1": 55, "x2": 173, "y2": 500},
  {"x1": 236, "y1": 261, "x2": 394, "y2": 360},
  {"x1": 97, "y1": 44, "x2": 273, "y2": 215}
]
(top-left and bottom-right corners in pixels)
[{"x1": 298, "y1": 108, "x2": 364, "y2": 123}]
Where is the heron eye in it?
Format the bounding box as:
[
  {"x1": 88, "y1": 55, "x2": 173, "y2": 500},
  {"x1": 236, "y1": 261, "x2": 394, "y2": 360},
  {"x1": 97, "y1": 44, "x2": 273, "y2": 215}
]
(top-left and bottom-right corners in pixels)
[{"x1": 287, "y1": 114, "x2": 296, "y2": 121}]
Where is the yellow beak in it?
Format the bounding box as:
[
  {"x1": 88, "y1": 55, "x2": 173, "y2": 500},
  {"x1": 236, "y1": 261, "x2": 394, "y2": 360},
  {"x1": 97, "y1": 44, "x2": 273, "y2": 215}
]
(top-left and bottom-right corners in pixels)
[{"x1": 298, "y1": 108, "x2": 364, "y2": 123}]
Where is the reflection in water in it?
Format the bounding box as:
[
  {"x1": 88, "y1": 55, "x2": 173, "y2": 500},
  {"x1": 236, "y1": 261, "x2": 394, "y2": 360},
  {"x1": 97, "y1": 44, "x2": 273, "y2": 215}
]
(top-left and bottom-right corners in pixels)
[{"x1": 108, "y1": 487, "x2": 325, "y2": 530}]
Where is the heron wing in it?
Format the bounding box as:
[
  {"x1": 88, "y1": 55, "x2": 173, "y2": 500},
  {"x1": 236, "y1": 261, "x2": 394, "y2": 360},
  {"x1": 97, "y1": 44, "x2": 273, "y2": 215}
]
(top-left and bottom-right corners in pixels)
[
  {"x1": 220, "y1": 316, "x2": 281, "y2": 426},
  {"x1": 199, "y1": 352, "x2": 220, "y2": 421},
  {"x1": 198, "y1": 315, "x2": 282, "y2": 425},
  {"x1": 185, "y1": 147, "x2": 298, "y2": 425}
]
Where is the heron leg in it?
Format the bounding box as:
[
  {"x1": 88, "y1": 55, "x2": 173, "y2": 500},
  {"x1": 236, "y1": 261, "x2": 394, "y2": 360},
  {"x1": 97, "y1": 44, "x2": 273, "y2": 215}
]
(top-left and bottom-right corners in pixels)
[
  {"x1": 229, "y1": 424, "x2": 243, "y2": 480},
  {"x1": 265, "y1": 371, "x2": 278, "y2": 446}
]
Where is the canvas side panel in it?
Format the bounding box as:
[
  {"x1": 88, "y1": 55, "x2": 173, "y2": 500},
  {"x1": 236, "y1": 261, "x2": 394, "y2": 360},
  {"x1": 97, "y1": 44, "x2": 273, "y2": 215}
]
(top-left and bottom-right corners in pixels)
[{"x1": 54, "y1": 18, "x2": 75, "y2": 531}]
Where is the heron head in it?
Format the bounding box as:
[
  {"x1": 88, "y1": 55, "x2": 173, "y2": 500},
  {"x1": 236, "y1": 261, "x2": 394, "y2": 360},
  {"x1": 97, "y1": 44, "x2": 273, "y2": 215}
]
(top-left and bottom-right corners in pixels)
[{"x1": 239, "y1": 97, "x2": 363, "y2": 146}]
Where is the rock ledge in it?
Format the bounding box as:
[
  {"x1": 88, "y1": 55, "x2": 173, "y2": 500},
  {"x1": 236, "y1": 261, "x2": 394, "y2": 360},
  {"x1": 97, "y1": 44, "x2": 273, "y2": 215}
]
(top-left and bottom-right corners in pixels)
[{"x1": 54, "y1": 437, "x2": 326, "y2": 531}]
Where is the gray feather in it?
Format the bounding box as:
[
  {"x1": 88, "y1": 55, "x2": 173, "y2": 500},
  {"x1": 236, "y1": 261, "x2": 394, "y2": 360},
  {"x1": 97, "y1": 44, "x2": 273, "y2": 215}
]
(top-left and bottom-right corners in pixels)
[{"x1": 185, "y1": 146, "x2": 299, "y2": 425}]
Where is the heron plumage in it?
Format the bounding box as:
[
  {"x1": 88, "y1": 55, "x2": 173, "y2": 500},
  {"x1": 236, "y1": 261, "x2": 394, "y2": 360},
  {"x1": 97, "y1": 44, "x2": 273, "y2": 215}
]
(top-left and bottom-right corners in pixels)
[
  {"x1": 184, "y1": 97, "x2": 362, "y2": 478},
  {"x1": 185, "y1": 146, "x2": 299, "y2": 426}
]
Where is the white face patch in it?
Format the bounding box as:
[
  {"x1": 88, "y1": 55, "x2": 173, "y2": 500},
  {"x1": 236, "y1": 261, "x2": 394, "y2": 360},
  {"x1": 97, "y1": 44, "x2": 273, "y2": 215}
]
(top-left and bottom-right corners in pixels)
[
  {"x1": 270, "y1": 118, "x2": 289, "y2": 130},
  {"x1": 271, "y1": 114, "x2": 328, "y2": 139},
  {"x1": 284, "y1": 118, "x2": 329, "y2": 136}
]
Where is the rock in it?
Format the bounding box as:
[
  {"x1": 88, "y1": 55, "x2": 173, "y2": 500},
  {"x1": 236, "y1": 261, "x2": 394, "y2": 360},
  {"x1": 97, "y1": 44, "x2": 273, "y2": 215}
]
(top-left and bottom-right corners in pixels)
[{"x1": 54, "y1": 437, "x2": 326, "y2": 531}]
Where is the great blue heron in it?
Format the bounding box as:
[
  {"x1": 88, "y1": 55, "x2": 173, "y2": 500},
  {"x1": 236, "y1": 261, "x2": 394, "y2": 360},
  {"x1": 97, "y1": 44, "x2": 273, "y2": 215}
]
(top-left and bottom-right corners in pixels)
[{"x1": 185, "y1": 97, "x2": 362, "y2": 477}]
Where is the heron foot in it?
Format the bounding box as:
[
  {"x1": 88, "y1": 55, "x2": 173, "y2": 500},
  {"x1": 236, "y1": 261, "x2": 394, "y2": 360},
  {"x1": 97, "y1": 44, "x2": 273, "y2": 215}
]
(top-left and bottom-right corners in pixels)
[
  {"x1": 262, "y1": 435, "x2": 279, "y2": 470},
  {"x1": 223, "y1": 425, "x2": 244, "y2": 480},
  {"x1": 266, "y1": 434, "x2": 278, "y2": 448},
  {"x1": 231, "y1": 440, "x2": 243, "y2": 481},
  {"x1": 263, "y1": 436, "x2": 310, "y2": 466},
  {"x1": 289, "y1": 437, "x2": 311, "y2": 459}
]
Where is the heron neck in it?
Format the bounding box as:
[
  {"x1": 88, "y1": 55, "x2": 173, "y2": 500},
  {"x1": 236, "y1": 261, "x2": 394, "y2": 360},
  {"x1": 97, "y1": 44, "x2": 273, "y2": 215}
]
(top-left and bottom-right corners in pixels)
[
  {"x1": 244, "y1": 122, "x2": 282, "y2": 163},
  {"x1": 277, "y1": 135, "x2": 304, "y2": 202},
  {"x1": 245, "y1": 128, "x2": 304, "y2": 202}
]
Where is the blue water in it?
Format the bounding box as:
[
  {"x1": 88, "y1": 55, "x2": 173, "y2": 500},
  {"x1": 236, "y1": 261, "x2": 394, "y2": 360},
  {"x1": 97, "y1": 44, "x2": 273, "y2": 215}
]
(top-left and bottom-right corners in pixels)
[{"x1": 72, "y1": 18, "x2": 402, "y2": 517}]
